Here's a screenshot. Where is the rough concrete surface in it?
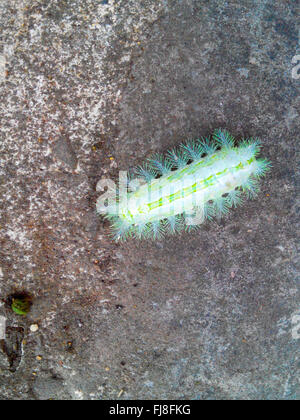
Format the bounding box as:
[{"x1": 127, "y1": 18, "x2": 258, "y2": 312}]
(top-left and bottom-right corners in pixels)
[{"x1": 0, "y1": 0, "x2": 299, "y2": 400}]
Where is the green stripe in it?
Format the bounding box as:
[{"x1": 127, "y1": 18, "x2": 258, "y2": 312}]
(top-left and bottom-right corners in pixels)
[
  {"x1": 133, "y1": 157, "x2": 255, "y2": 214},
  {"x1": 147, "y1": 167, "x2": 230, "y2": 211}
]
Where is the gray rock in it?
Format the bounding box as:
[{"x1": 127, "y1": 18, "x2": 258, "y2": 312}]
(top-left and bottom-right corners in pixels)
[
  {"x1": 0, "y1": 0, "x2": 298, "y2": 400},
  {"x1": 32, "y1": 377, "x2": 71, "y2": 401},
  {"x1": 52, "y1": 137, "x2": 78, "y2": 169}
]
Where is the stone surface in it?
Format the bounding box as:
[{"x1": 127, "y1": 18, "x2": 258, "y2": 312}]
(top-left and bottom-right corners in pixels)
[{"x1": 0, "y1": 0, "x2": 299, "y2": 400}]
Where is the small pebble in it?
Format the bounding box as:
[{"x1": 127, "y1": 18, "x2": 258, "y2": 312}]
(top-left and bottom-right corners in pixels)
[{"x1": 30, "y1": 324, "x2": 39, "y2": 332}]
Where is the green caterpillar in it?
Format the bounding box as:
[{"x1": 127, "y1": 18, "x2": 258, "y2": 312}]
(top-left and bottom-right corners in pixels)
[{"x1": 97, "y1": 129, "x2": 271, "y2": 241}]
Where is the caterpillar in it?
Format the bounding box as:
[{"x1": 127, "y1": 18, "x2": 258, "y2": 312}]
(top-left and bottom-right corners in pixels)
[{"x1": 96, "y1": 129, "x2": 271, "y2": 241}]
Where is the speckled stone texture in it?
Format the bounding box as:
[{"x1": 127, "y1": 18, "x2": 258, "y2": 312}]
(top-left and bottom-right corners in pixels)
[{"x1": 0, "y1": 0, "x2": 299, "y2": 400}]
